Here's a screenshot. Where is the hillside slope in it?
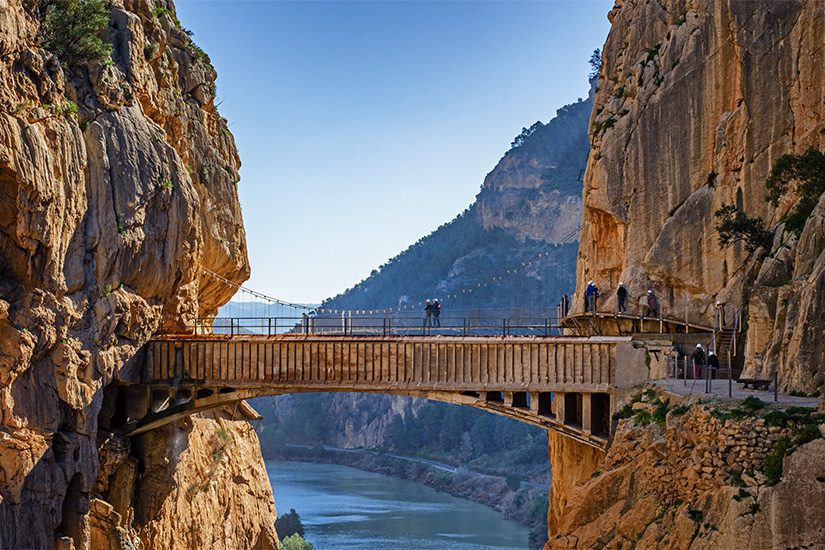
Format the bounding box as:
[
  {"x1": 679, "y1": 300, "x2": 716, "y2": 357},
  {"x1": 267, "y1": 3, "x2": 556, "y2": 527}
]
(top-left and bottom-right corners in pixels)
[{"x1": 321, "y1": 93, "x2": 592, "y2": 314}]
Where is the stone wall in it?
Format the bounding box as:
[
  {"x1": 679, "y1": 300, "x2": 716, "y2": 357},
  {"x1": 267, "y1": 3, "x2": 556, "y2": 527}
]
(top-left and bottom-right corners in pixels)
[{"x1": 546, "y1": 392, "x2": 825, "y2": 549}]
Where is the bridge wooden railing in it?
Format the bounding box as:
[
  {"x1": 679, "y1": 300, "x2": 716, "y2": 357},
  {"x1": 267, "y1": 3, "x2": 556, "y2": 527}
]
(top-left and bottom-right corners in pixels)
[{"x1": 145, "y1": 335, "x2": 636, "y2": 393}]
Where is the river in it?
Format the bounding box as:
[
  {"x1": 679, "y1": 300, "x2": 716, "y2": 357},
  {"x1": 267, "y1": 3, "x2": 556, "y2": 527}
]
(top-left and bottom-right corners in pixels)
[{"x1": 267, "y1": 460, "x2": 530, "y2": 549}]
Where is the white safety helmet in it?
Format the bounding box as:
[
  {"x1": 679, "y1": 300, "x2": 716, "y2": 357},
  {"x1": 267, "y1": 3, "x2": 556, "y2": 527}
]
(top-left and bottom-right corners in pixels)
[
  {"x1": 696, "y1": 343, "x2": 703, "y2": 348},
  {"x1": 647, "y1": 289, "x2": 653, "y2": 294}
]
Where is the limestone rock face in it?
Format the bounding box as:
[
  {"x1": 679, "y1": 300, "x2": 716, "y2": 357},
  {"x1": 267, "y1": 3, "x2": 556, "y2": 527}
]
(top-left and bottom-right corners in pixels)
[
  {"x1": 131, "y1": 410, "x2": 277, "y2": 550},
  {"x1": 0, "y1": 1, "x2": 274, "y2": 548},
  {"x1": 477, "y1": 95, "x2": 592, "y2": 244},
  {"x1": 575, "y1": 0, "x2": 825, "y2": 392},
  {"x1": 546, "y1": 430, "x2": 604, "y2": 539}
]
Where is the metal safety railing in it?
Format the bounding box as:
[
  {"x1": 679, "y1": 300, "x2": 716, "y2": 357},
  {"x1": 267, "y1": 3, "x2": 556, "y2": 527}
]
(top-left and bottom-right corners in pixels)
[{"x1": 186, "y1": 315, "x2": 569, "y2": 338}]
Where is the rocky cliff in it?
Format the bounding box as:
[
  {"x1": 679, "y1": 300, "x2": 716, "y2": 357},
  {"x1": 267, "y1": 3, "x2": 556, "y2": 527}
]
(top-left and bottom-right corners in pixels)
[
  {"x1": 546, "y1": 390, "x2": 825, "y2": 549},
  {"x1": 575, "y1": 0, "x2": 824, "y2": 393},
  {"x1": 0, "y1": 1, "x2": 276, "y2": 548}
]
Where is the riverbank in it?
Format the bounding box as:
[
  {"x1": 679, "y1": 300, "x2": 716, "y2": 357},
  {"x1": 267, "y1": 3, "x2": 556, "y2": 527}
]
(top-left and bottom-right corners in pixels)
[{"x1": 265, "y1": 445, "x2": 549, "y2": 548}]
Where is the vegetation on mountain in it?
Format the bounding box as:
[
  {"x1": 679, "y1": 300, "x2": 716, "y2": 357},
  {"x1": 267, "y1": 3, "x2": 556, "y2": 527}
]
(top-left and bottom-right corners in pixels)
[
  {"x1": 275, "y1": 508, "x2": 306, "y2": 539},
  {"x1": 714, "y1": 204, "x2": 773, "y2": 253},
  {"x1": 765, "y1": 148, "x2": 825, "y2": 236},
  {"x1": 43, "y1": 0, "x2": 113, "y2": 66},
  {"x1": 280, "y1": 534, "x2": 314, "y2": 550}
]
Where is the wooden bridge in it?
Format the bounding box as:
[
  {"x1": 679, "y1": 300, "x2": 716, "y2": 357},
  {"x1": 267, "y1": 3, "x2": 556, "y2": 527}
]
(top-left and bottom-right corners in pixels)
[{"x1": 124, "y1": 333, "x2": 651, "y2": 449}]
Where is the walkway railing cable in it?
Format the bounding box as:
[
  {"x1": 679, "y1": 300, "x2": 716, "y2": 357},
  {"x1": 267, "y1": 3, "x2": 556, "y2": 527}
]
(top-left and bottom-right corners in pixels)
[{"x1": 200, "y1": 267, "x2": 318, "y2": 310}]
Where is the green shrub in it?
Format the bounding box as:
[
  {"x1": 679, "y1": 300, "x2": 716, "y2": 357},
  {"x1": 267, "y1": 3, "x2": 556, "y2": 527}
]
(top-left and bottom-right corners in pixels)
[
  {"x1": 714, "y1": 204, "x2": 773, "y2": 253},
  {"x1": 160, "y1": 179, "x2": 174, "y2": 191},
  {"x1": 152, "y1": 6, "x2": 172, "y2": 18},
  {"x1": 281, "y1": 534, "x2": 314, "y2": 550},
  {"x1": 670, "y1": 403, "x2": 690, "y2": 416},
  {"x1": 144, "y1": 43, "x2": 157, "y2": 60},
  {"x1": 43, "y1": 0, "x2": 113, "y2": 66},
  {"x1": 765, "y1": 149, "x2": 825, "y2": 237},
  {"x1": 763, "y1": 438, "x2": 789, "y2": 485},
  {"x1": 199, "y1": 163, "x2": 212, "y2": 183},
  {"x1": 645, "y1": 43, "x2": 661, "y2": 62},
  {"x1": 794, "y1": 423, "x2": 822, "y2": 446},
  {"x1": 741, "y1": 396, "x2": 765, "y2": 413},
  {"x1": 687, "y1": 509, "x2": 704, "y2": 523}
]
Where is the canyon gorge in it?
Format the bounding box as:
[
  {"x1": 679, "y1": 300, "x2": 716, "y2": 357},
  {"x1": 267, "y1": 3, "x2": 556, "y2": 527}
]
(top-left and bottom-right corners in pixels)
[{"x1": 1, "y1": 0, "x2": 824, "y2": 549}]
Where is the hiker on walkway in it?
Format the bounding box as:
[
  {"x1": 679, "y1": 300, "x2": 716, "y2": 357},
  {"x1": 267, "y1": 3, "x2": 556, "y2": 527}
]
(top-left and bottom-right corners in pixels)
[
  {"x1": 584, "y1": 281, "x2": 599, "y2": 313},
  {"x1": 432, "y1": 299, "x2": 441, "y2": 327},
  {"x1": 423, "y1": 299, "x2": 432, "y2": 328},
  {"x1": 707, "y1": 350, "x2": 720, "y2": 379},
  {"x1": 616, "y1": 282, "x2": 628, "y2": 314},
  {"x1": 646, "y1": 289, "x2": 660, "y2": 318},
  {"x1": 691, "y1": 343, "x2": 705, "y2": 379},
  {"x1": 561, "y1": 293, "x2": 570, "y2": 317}
]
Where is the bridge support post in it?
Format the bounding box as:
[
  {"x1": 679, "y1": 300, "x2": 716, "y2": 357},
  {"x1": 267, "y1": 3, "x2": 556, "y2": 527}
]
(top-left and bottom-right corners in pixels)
[
  {"x1": 556, "y1": 392, "x2": 566, "y2": 425},
  {"x1": 529, "y1": 392, "x2": 540, "y2": 414},
  {"x1": 582, "y1": 393, "x2": 593, "y2": 435}
]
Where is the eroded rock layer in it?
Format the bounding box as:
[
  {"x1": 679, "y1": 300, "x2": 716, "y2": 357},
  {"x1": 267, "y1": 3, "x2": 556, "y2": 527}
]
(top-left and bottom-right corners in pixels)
[
  {"x1": 575, "y1": 0, "x2": 825, "y2": 392},
  {"x1": 0, "y1": 1, "x2": 276, "y2": 548}
]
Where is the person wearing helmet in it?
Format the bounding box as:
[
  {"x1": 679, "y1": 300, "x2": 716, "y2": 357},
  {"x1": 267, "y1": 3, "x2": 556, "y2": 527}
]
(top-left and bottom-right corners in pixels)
[
  {"x1": 691, "y1": 343, "x2": 705, "y2": 379},
  {"x1": 647, "y1": 289, "x2": 660, "y2": 318},
  {"x1": 432, "y1": 299, "x2": 441, "y2": 327},
  {"x1": 616, "y1": 282, "x2": 628, "y2": 314},
  {"x1": 585, "y1": 280, "x2": 599, "y2": 313}
]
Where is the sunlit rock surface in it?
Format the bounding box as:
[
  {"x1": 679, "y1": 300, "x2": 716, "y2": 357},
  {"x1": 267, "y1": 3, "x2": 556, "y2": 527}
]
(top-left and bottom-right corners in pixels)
[
  {"x1": 0, "y1": 1, "x2": 275, "y2": 548},
  {"x1": 574, "y1": 0, "x2": 825, "y2": 393}
]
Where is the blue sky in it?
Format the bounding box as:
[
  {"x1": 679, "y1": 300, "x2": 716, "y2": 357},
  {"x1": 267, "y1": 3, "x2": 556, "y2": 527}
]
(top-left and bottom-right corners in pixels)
[{"x1": 175, "y1": 0, "x2": 612, "y2": 303}]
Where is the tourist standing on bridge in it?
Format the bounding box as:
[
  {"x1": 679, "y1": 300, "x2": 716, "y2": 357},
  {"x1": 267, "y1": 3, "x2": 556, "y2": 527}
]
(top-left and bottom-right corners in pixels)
[
  {"x1": 584, "y1": 281, "x2": 599, "y2": 313},
  {"x1": 560, "y1": 293, "x2": 570, "y2": 317},
  {"x1": 423, "y1": 299, "x2": 432, "y2": 328},
  {"x1": 646, "y1": 289, "x2": 660, "y2": 318},
  {"x1": 691, "y1": 343, "x2": 705, "y2": 379},
  {"x1": 432, "y1": 299, "x2": 441, "y2": 327},
  {"x1": 616, "y1": 282, "x2": 628, "y2": 314}
]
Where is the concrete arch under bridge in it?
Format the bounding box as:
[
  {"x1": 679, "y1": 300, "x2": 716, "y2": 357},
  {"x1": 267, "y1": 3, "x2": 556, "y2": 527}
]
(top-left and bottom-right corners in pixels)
[{"x1": 118, "y1": 334, "x2": 656, "y2": 450}]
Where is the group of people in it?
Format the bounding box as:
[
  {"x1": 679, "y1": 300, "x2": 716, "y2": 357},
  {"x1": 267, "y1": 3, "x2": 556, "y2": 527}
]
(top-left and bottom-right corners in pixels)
[
  {"x1": 583, "y1": 281, "x2": 661, "y2": 318},
  {"x1": 688, "y1": 343, "x2": 720, "y2": 379},
  {"x1": 423, "y1": 299, "x2": 442, "y2": 327}
]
